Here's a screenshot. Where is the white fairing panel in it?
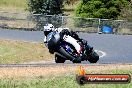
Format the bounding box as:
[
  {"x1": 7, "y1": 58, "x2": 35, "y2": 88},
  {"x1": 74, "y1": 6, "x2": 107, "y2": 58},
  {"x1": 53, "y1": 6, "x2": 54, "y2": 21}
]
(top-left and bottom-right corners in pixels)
[{"x1": 63, "y1": 35, "x2": 80, "y2": 53}]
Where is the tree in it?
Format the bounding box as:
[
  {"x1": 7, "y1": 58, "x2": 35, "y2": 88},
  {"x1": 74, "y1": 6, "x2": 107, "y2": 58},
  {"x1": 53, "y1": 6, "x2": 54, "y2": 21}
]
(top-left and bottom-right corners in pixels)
[
  {"x1": 28, "y1": 0, "x2": 63, "y2": 15},
  {"x1": 76, "y1": 0, "x2": 130, "y2": 19},
  {"x1": 28, "y1": 0, "x2": 80, "y2": 15}
]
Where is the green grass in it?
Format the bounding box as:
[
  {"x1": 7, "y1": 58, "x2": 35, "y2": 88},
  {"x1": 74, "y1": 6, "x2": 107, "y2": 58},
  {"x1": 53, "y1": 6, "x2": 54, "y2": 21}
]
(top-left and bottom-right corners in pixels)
[
  {"x1": 0, "y1": 69, "x2": 131, "y2": 88},
  {"x1": 0, "y1": 40, "x2": 53, "y2": 64}
]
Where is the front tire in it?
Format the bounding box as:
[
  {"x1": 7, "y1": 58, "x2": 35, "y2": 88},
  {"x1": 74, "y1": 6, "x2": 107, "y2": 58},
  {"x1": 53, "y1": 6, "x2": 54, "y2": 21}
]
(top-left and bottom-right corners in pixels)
[
  {"x1": 88, "y1": 51, "x2": 99, "y2": 63},
  {"x1": 55, "y1": 54, "x2": 65, "y2": 63}
]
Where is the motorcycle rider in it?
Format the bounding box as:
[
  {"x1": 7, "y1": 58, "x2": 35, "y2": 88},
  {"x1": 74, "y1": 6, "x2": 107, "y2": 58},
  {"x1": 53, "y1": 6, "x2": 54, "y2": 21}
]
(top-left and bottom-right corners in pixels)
[{"x1": 43, "y1": 23, "x2": 88, "y2": 55}]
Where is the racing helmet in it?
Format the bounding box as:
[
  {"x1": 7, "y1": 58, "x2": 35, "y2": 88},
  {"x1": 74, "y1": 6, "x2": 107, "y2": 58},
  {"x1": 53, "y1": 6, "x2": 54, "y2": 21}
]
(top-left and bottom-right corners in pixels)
[{"x1": 44, "y1": 23, "x2": 55, "y2": 36}]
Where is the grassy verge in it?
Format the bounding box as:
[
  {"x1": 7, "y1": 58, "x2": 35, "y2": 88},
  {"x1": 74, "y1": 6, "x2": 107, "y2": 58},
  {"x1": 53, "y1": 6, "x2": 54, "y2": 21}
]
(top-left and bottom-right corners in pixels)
[
  {"x1": 0, "y1": 69, "x2": 131, "y2": 88},
  {"x1": 0, "y1": 39, "x2": 53, "y2": 64},
  {"x1": 0, "y1": 20, "x2": 35, "y2": 30},
  {"x1": 0, "y1": 0, "x2": 27, "y2": 11}
]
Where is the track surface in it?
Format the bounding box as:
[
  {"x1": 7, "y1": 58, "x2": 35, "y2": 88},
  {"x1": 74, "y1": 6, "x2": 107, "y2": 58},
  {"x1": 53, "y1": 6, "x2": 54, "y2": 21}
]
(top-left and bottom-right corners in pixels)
[{"x1": 0, "y1": 28, "x2": 132, "y2": 64}]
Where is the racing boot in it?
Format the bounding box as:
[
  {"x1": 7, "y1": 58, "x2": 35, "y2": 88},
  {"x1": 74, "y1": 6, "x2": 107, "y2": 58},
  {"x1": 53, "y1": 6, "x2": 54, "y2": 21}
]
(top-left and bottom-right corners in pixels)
[{"x1": 80, "y1": 39, "x2": 87, "y2": 47}]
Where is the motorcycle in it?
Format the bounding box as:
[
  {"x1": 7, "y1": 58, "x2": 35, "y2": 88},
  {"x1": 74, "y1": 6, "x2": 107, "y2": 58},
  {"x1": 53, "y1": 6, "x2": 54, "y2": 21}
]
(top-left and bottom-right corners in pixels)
[{"x1": 46, "y1": 31, "x2": 99, "y2": 63}]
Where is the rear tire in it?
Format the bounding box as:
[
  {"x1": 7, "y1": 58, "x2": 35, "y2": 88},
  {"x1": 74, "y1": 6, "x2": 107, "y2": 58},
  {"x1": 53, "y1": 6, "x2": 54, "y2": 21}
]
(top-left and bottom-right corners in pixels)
[
  {"x1": 49, "y1": 50, "x2": 54, "y2": 54},
  {"x1": 88, "y1": 51, "x2": 99, "y2": 63},
  {"x1": 55, "y1": 54, "x2": 65, "y2": 63},
  {"x1": 72, "y1": 58, "x2": 81, "y2": 63}
]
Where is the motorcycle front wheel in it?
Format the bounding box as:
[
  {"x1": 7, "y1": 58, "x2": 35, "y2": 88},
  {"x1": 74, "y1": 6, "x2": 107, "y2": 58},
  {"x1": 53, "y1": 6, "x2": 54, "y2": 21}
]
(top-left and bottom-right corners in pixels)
[{"x1": 87, "y1": 51, "x2": 99, "y2": 63}]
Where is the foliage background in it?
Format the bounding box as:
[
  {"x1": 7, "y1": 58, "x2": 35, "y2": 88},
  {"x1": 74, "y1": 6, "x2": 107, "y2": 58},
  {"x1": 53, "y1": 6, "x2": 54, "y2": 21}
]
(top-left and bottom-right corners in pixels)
[{"x1": 75, "y1": 0, "x2": 131, "y2": 20}]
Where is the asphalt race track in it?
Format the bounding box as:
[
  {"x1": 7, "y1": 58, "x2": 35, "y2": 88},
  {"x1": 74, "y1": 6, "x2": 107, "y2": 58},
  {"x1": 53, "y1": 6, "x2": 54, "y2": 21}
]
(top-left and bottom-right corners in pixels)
[
  {"x1": 0, "y1": 28, "x2": 132, "y2": 64},
  {"x1": 0, "y1": 29, "x2": 44, "y2": 43}
]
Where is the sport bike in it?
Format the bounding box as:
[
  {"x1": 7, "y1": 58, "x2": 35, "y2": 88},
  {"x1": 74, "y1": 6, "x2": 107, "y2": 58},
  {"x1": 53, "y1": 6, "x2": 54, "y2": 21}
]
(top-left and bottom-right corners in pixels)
[{"x1": 46, "y1": 31, "x2": 99, "y2": 63}]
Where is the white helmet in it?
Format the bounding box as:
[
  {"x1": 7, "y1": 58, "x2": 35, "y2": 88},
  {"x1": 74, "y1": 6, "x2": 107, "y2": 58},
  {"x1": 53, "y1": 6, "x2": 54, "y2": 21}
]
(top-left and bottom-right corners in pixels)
[
  {"x1": 44, "y1": 23, "x2": 55, "y2": 36},
  {"x1": 44, "y1": 24, "x2": 54, "y2": 31}
]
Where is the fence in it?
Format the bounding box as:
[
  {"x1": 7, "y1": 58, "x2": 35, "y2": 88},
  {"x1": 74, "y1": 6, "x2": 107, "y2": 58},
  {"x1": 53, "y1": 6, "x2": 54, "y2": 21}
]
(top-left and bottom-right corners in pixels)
[
  {"x1": 0, "y1": 11, "x2": 35, "y2": 30},
  {"x1": 0, "y1": 11, "x2": 132, "y2": 35}
]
